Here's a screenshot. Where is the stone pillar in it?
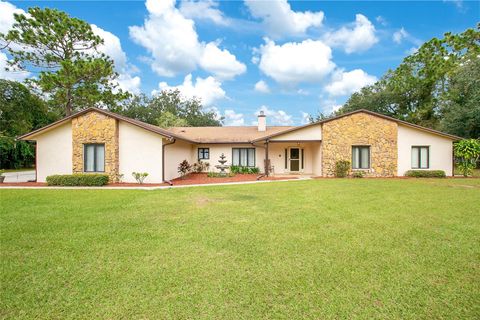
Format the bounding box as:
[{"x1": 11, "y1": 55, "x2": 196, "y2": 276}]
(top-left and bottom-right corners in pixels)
[{"x1": 72, "y1": 111, "x2": 119, "y2": 182}]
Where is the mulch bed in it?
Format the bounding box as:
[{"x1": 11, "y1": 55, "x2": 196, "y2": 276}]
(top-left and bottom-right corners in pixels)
[{"x1": 0, "y1": 173, "x2": 296, "y2": 188}]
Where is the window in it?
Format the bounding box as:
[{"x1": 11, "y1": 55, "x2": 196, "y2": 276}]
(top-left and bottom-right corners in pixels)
[
  {"x1": 411, "y1": 146, "x2": 429, "y2": 169},
  {"x1": 198, "y1": 148, "x2": 209, "y2": 160},
  {"x1": 84, "y1": 144, "x2": 105, "y2": 172},
  {"x1": 232, "y1": 148, "x2": 255, "y2": 167},
  {"x1": 352, "y1": 146, "x2": 370, "y2": 169}
]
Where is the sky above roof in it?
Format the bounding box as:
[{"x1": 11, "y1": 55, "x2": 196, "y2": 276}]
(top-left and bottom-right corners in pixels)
[{"x1": 1, "y1": 0, "x2": 478, "y2": 126}]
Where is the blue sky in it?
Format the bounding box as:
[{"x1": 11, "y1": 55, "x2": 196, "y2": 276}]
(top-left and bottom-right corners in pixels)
[{"x1": 0, "y1": 0, "x2": 478, "y2": 125}]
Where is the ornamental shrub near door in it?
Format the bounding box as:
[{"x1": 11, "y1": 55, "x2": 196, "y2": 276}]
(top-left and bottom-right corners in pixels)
[{"x1": 46, "y1": 174, "x2": 109, "y2": 186}]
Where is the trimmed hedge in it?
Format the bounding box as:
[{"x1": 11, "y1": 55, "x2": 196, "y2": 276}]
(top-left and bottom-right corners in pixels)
[
  {"x1": 230, "y1": 166, "x2": 260, "y2": 174},
  {"x1": 46, "y1": 174, "x2": 109, "y2": 186},
  {"x1": 404, "y1": 170, "x2": 446, "y2": 178}
]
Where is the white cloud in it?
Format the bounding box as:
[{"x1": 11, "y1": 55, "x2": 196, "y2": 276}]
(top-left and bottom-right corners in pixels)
[
  {"x1": 153, "y1": 74, "x2": 226, "y2": 106},
  {"x1": 324, "y1": 14, "x2": 378, "y2": 54},
  {"x1": 91, "y1": 24, "x2": 141, "y2": 94},
  {"x1": 0, "y1": 0, "x2": 25, "y2": 34},
  {"x1": 254, "y1": 80, "x2": 270, "y2": 93},
  {"x1": 199, "y1": 42, "x2": 246, "y2": 80},
  {"x1": 224, "y1": 109, "x2": 244, "y2": 126},
  {"x1": 376, "y1": 16, "x2": 387, "y2": 26},
  {"x1": 129, "y1": 0, "x2": 245, "y2": 79},
  {"x1": 245, "y1": 0, "x2": 324, "y2": 38},
  {"x1": 393, "y1": 27, "x2": 408, "y2": 44},
  {"x1": 179, "y1": 0, "x2": 229, "y2": 26},
  {"x1": 257, "y1": 38, "x2": 335, "y2": 84},
  {"x1": 325, "y1": 69, "x2": 377, "y2": 97},
  {"x1": 256, "y1": 105, "x2": 293, "y2": 125},
  {"x1": 0, "y1": 52, "x2": 30, "y2": 81},
  {"x1": 300, "y1": 111, "x2": 310, "y2": 125}
]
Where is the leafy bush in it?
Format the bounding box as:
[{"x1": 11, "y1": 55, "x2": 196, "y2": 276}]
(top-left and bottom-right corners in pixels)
[
  {"x1": 230, "y1": 166, "x2": 260, "y2": 174},
  {"x1": 404, "y1": 170, "x2": 446, "y2": 178},
  {"x1": 207, "y1": 172, "x2": 235, "y2": 178},
  {"x1": 454, "y1": 139, "x2": 480, "y2": 177},
  {"x1": 46, "y1": 174, "x2": 109, "y2": 186},
  {"x1": 335, "y1": 160, "x2": 350, "y2": 178},
  {"x1": 132, "y1": 172, "x2": 149, "y2": 184},
  {"x1": 177, "y1": 160, "x2": 192, "y2": 177},
  {"x1": 352, "y1": 171, "x2": 365, "y2": 178},
  {"x1": 192, "y1": 161, "x2": 209, "y2": 173}
]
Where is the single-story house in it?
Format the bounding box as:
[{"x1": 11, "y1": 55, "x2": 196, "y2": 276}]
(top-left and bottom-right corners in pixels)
[{"x1": 18, "y1": 107, "x2": 460, "y2": 183}]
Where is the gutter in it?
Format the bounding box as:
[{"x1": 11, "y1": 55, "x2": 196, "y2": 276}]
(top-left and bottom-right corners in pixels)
[{"x1": 162, "y1": 138, "x2": 176, "y2": 185}]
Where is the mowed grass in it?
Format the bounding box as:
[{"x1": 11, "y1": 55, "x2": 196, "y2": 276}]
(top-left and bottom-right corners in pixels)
[{"x1": 1, "y1": 179, "x2": 479, "y2": 319}]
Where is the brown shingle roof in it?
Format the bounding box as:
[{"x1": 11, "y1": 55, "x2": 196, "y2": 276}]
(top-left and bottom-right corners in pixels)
[{"x1": 166, "y1": 126, "x2": 295, "y2": 143}]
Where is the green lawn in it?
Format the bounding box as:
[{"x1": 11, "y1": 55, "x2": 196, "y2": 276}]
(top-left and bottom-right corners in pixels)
[{"x1": 1, "y1": 179, "x2": 479, "y2": 319}]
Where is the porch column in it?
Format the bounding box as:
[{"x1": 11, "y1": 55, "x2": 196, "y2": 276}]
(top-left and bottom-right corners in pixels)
[{"x1": 265, "y1": 140, "x2": 269, "y2": 176}]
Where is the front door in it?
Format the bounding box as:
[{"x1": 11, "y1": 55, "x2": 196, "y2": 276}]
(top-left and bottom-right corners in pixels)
[{"x1": 289, "y1": 148, "x2": 300, "y2": 172}]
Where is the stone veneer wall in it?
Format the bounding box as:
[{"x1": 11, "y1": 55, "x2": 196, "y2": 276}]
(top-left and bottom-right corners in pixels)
[
  {"x1": 72, "y1": 111, "x2": 119, "y2": 182},
  {"x1": 321, "y1": 113, "x2": 398, "y2": 177}
]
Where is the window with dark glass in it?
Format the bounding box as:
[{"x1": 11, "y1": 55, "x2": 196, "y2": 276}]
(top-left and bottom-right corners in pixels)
[
  {"x1": 411, "y1": 146, "x2": 429, "y2": 169},
  {"x1": 198, "y1": 148, "x2": 209, "y2": 160},
  {"x1": 84, "y1": 144, "x2": 105, "y2": 172},
  {"x1": 232, "y1": 148, "x2": 255, "y2": 167},
  {"x1": 352, "y1": 146, "x2": 370, "y2": 169}
]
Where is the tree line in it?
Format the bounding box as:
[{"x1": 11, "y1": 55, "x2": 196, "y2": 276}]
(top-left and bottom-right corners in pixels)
[{"x1": 311, "y1": 25, "x2": 480, "y2": 140}]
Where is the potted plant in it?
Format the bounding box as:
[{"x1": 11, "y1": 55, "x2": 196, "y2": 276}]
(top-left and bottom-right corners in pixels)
[{"x1": 0, "y1": 170, "x2": 5, "y2": 183}]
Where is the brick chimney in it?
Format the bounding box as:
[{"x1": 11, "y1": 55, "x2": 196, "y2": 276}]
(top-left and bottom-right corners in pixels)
[{"x1": 258, "y1": 111, "x2": 266, "y2": 131}]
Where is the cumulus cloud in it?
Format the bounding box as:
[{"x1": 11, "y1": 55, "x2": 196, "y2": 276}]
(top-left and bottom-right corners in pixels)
[
  {"x1": 393, "y1": 27, "x2": 408, "y2": 44},
  {"x1": 179, "y1": 0, "x2": 229, "y2": 26},
  {"x1": 324, "y1": 14, "x2": 378, "y2": 54},
  {"x1": 91, "y1": 24, "x2": 141, "y2": 94},
  {"x1": 0, "y1": 0, "x2": 25, "y2": 34},
  {"x1": 245, "y1": 0, "x2": 323, "y2": 38},
  {"x1": 325, "y1": 69, "x2": 377, "y2": 97},
  {"x1": 256, "y1": 105, "x2": 293, "y2": 125},
  {"x1": 129, "y1": 0, "x2": 245, "y2": 79},
  {"x1": 256, "y1": 38, "x2": 335, "y2": 84},
  {"x1": 223, "y1": 109, "x2": 245, "y2": 126},
  {"x1": 254, "y1": 80, "x2": 270, "y2": 93},
  {"x1": 153, "y1": 74, "x2": 226, "y2": 106},
  {"x1": 300, "y1": 111, "x2": 311, "y2": 125},
  {"x1": 0, "y1": 52, "x2": 30, "y2": 81}
]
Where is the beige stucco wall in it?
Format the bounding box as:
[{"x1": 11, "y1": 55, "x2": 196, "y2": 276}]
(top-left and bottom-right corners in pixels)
[
  {"x1": 72, "y1": 111, "x2": 119, "y2": 182},
  {"x1": 397, "y1": 125, "x2": 453, "y2": 176},
  {"x1": 269, "y1": 124, "x2": 322, "y2": 141},
  {"x1": 268, "y1": 142, "x2": 319, "y2": 175},
  {"x1": 321, "y1": 112, "x2": 398, "y2": 177},
  {"x1": 164, "y1": 140, "x2": 195, "y2": 181},
  {"x1": 119, "y1": 121, "x2": 164, "y2": 183},
  {"x1": 194, "y1": 144, "x2": 266, "y2": 173},
  {"x1": 36, "y1": 122, "x2": 73, "y2": 182}
]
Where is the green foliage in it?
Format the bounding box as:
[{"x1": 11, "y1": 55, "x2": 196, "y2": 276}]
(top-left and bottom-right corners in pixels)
[
  {"x1": 0, "y1": 80, "x2": 59, "y2": 169},
  {"x1": 454, "y1": 139, "x2": 480, "y2": 177},
  {"x1": 0, "y1": 7, "x2": 129, "y2": 115},
  {"x1": 404, "y1": 170, "x2": 446, "y2": 178},
  {"x1": 132, "y1": 172, "x2": 149, "y2": 184},
  {"x1": 352, "y1": 171, "x2": 365, "y2": 178},
  {"x1": 230, "y1": 166, "x2": 260, "y2": 174},
  {"x1": 116, "y1": 90, "x2": 222, "y2": 127},
  {"x1": 335, "y1": 160, "x2": 350, "y2": 178},
  {"x1": 207, "y1": 171, "x2": 235, "y2": 178},
  {"x1": 192, "y1": 161, "x2": 209, "y2": 173},
  {"x1": 338, "y1": 25, "x2": 480, "y2": 136},
  {"x1": 46, "y1": 174, "x2": 109, "y2": 186},
  {"x1": 177, "y1": 160, "x2": 191, "y2": 177}
]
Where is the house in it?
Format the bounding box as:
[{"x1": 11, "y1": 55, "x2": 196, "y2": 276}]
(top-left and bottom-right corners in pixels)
[{"x1": 18, "y1": 107, "x2": 460, "y2": 183}]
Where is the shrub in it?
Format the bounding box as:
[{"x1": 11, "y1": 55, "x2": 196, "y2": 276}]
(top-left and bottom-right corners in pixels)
[
  {"x1": 177, "y1": 160, "x2": 192, "y2": 177},
  {"x1": 404, "y1": 170, "x2": 446, "y2": 178},
  {"x1": 192, "y1": 161, "x2": 209, "y2": 173},
  {"x1": 132, "y1": 172, "x2": 149, "y2": 184},
  {"x1": 207, "y1": 171, "x2": 235, "y2": 178},
  {"x1": 454, "y1": 139, "x2": 480, "y2": 177},
  {"x1": 230, "y1": 166, "x2": 260, "y2": 174},
  {"x1": 335, "y1": 160, "x2": 350, "y2": 178},
  {"x1": 46, "y1": 174, "x2": 109, "y2": 186},
  {"x1": 352, "y1": 171, "x2": 365, "y2": 178}
]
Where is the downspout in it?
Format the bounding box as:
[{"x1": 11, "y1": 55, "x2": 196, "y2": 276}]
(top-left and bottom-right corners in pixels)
[
  {"x1": 162, "y1": 138, "x2": 176, "y2": 185},
  {"x1": 251, "y1": 140, "x2": 269, "y2": 180}
]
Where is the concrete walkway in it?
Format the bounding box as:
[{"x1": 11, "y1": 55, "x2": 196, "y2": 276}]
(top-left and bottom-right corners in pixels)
[
  {"x1": 0, "y1": 177, "x2": 311, "y2": 190},
  {"x1": 2, "y1": 170, "x2": 36, "y2": 183}
]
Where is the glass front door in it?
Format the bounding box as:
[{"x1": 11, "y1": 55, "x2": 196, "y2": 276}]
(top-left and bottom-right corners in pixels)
[{"x1": 289, "y1": 148, "x2": 300, "y2": 172}]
